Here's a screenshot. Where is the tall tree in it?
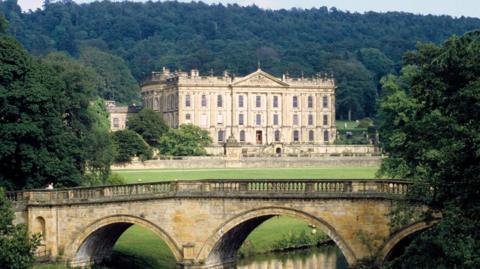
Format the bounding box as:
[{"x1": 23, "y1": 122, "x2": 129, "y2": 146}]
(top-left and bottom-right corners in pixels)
[
  {"x1": 378, "y1": 31, "x2": 480, "y2": 268},
  {"x1": 0, "y1": 36, "x2": 84, "y2": 189},
  {"x1": 43, "y1": 54, "x2": 116, "y2": 183}
]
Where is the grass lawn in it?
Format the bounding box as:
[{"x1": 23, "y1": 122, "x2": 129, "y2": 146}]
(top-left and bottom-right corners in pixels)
[
  {"x1": 115, "y1": 167, "x2": 378, "y2": 183},
  {"x1": 336, "y1": 120, "x2": 360, "y2": 130}
]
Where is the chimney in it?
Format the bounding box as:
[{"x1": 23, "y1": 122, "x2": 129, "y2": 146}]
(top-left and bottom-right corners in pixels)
[{"x1": 190, "y1": 69, "x2": 199, "y2": 77}]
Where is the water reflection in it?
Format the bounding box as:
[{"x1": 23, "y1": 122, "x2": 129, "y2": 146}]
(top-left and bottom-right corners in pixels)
[{"x1": 237, "y1": 245, "x2": 348, "y2": 269}]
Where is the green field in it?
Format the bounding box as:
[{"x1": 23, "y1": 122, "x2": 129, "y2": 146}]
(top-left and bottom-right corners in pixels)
[
  {"x1": 336, "y1": 120, "x2": 360, "y2": 130},
  {"x1": 116, "y1": 167, "x2": 378, "y2": 183},
  {"x1": 34, "y1": 166, "x2": 378, "y2": 269}
]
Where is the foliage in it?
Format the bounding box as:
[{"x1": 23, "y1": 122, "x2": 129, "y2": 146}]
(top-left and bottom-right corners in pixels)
[
  {"x1": 79, "y1": 47, "x2": 140, "y2": 104},
  {"x1": 0, "y1": 12, "x2": 7, "y2": 34},
  {"x1": 43, "y1": 53, "x2": 115, "y2": 185},
  {"x1": 0, "y1": 34, "x2": 116, "y2": 190},
  {"x1": 87, "y1": 98, "x2": 111, "y2": 131},
  {"x1": 84, "y1": 98, "x2": 115, "y2": 183},
  {"x1": 127, "y1": 108, "x2": 168, "y2": 147},
  {"x1": 378, "y1": 30, "x2": 480, "y2": 268},
  {"x1": 112, "y1": 130, "x2": 152, "y2": 163},
  {"x1": 158, "y1": 124, "x2": 212, "y2": 156},
  {"x1": 0, "y1": 188, "x2": 40, "y2": 269},
  {"x1": 357, "y1": 118, "x2": 373, "y2": 128},
  {"x1": 0, "y1": 36, "x2": 84, "y2": 189},
  {"x1": 2, "y1": 1, "x2": 480, "y2": 119}
]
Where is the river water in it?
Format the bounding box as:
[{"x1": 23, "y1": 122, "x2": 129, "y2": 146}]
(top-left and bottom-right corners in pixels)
[{"x1": 237, "y1": 245, "x2": 348, "y2": 269}]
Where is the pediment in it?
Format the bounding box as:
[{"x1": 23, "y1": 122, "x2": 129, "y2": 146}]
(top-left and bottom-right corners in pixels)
[{"x1": 232, "y1": 69, "x2": 289, "y2": 87}]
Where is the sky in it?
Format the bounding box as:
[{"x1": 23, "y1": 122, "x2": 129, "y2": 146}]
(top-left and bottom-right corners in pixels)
[{"x1": 17, "y1": 0, "x2": 480, "y2": 18}]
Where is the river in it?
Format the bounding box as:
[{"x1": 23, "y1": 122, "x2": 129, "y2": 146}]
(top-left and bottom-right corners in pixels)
[{"x1": 237, "y1": 245, "x2": 349, "y2": 269}]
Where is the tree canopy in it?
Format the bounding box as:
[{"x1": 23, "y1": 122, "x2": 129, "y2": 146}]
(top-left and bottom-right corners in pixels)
[
  {"x1": 378, "y1": 30, "x2": 480, "y2": 268},
  {"x1": 127, "y1": 108, "x2": 168, "y2": 147},
  {"x1": 112, "y1": 129, "x2": 152, "y2": 163},
  {"x1": 0, "y1": 32, "x2": 116, "y2": 190},
  {"x1": 158, "y1": 124, "x2": 212, "y2": 156}
]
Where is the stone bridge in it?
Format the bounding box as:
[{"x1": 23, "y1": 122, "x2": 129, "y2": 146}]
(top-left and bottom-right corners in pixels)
[{"x1": 9, "y1": 179, "x2": 433, "y2": 268}]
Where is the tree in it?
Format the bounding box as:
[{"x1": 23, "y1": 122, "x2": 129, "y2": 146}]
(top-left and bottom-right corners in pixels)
[
  {"x1": 127, "y1": 108, "x2": 168, "y2": 148},
  {"x1": 42, "y1": 53, "x2": 117, "y2": 185},
  {"x1": 112, "y1": 130, "x2": 152, "y2": 163},
  {"x1": 158, "y1": 124, "x2": 212, "y2": 156},
  {"x1": 83, "y1": 98, "x2": 116, "y2": 183},
  {"x1": 0, "y1": 12, "x2": 7, "y2": 34},
  {"x1": 0, "y1": 36, "x2": 84, "y2": 189},
  {"x1": 0, "y1": 188, "x2": 40, "y2": 269},
  {"x1": 378, "y1": 31, "x2": 480, "y2": 268},
  {"x1": 79, "y1": 47, "x2": 140, "y2": 104}
]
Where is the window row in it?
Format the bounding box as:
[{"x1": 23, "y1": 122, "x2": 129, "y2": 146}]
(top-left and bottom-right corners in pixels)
[
  {"x1": 184, "y1": 94, "x2": 330, "y2": 109},
  {"x1": 217, "y1": 130, "x2": 330, "y2": 142},
  {"x1": 187, "y1": 113, "x2": 330, "y2": 126}
]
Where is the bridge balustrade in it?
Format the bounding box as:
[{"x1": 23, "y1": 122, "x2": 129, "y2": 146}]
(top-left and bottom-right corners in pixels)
[{"x1": 6, "y1": 180, "x2": 410, "y2": 204}]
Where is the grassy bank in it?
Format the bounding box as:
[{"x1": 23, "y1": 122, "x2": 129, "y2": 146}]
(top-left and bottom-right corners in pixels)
[{"x1": 115, "y1": 167, "x2": 378, "y2": 183}]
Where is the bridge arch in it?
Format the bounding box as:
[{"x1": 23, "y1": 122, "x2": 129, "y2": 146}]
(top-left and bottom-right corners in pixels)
[
  {"x1": 378, "y1": 220, "x2": 437, "y2": 265},
  {"x1": 197, "y1": 206, "x2": 356, "y2": 267},
  {"x1": 66, "y1": 214, "x2": 182, "y2": 267}
]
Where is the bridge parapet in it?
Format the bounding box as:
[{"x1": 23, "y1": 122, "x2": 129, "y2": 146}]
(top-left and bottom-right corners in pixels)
[{"x1": 8, "y1": 179, "x2": 410, "y2": 205}]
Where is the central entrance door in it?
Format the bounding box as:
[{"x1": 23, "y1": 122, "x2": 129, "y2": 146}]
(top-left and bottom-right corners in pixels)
[{"x1": 256, "y1": 131, "x2": 263, "y2": 144}]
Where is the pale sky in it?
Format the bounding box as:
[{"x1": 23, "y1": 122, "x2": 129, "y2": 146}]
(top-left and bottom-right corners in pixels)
[{"x1": 17, "y1": 0, "x2": 480, "y2": 18}]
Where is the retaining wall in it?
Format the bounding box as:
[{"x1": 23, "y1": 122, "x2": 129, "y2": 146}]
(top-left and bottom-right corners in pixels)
[{"x1": 112, "y1": 156, "x2": 382, "y2": 170}]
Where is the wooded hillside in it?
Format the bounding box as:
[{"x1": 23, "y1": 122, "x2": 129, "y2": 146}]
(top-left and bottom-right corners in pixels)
[{"x1": 1, "y1": 0, "x2": 479, "y2": 119}]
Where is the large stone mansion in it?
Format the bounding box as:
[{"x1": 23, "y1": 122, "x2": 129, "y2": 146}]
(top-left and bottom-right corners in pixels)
[{"x1": 109, "y1": 68, "x2": 340, "y2": 155}]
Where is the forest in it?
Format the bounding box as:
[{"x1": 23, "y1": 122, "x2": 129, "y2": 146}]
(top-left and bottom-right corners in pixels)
[{"x1": 1, "y1": 0, "x2": 480, "y2": 119}]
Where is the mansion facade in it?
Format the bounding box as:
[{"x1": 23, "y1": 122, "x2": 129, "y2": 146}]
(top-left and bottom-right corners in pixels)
[{"x1": 140, "y1": 68, "x2": 336, "y2": 147}]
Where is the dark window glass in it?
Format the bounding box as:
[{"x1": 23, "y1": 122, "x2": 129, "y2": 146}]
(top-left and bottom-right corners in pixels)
[
  {"x1": 218, "y1": 130, "x2": 224, "y2": 142},
  {"x1": 273, "y1": 114, "x2": 279, "y2": 125},
  {"x1": 275, "y1": 130, "x2": 281, "y2": 142},
  {"x1": 293, "y1": 114, "x2": 299, "y2": 125},
  {"x1": 240, "y1": 130, "x2": 245, "y2": 142},
  {"x1": 217, "y1": 95, "x2": 223, "y2": 107},
  {"x1": 256, "y1": 114, "x2": 261, "y2": 125},
  {"x1": 293, "y1": 130, "x2": 299, "y2": 142},
  {"x1": 308, "y1": 114, "x2": 314, "y2": 125},
  {"x1": 239, "y1": 114, "x2": 244, "y2": 125},
  {"x1": 185, "y1": 95, "x2": 191, "y2": 107},
  {"x1": 308, "y1": 96, "x2": 313, "y2": 108}
]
